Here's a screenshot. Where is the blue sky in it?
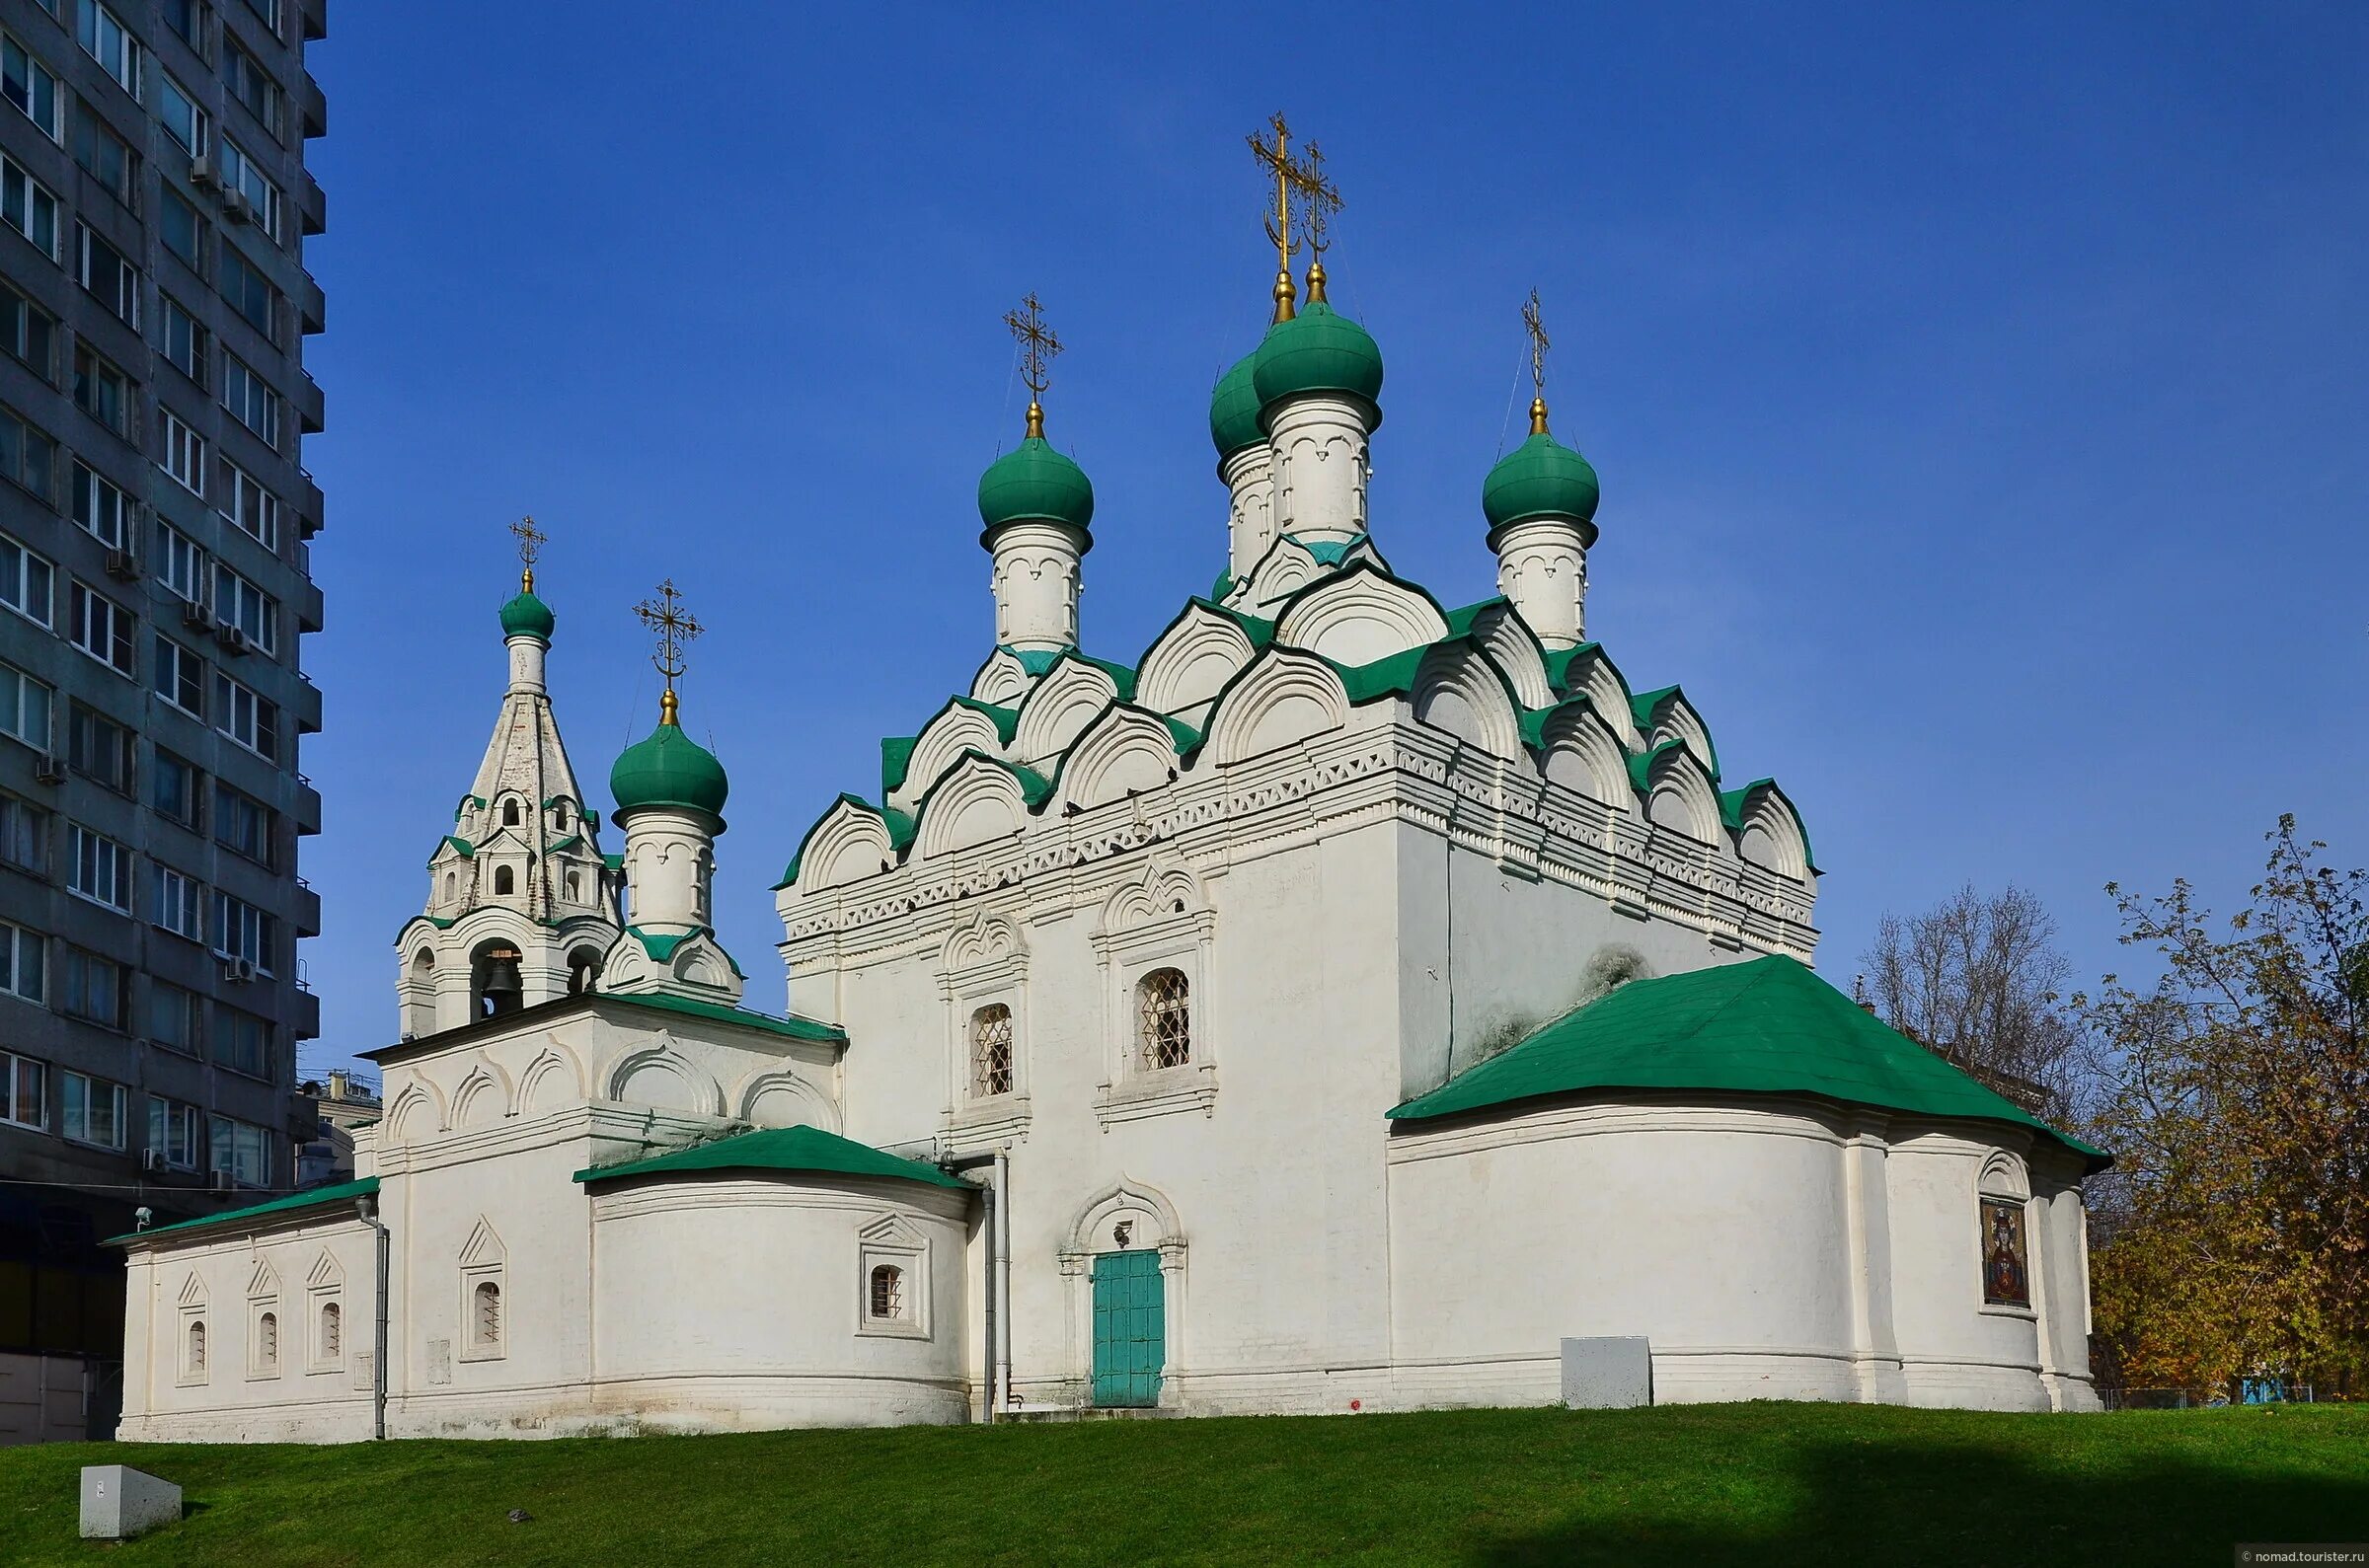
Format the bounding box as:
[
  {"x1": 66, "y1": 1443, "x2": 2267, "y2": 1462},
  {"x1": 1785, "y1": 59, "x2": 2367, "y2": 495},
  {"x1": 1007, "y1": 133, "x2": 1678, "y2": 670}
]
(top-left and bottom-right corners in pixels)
[{"x1": 295, "y1": 3, "x2": 2368, "y2": 1072}]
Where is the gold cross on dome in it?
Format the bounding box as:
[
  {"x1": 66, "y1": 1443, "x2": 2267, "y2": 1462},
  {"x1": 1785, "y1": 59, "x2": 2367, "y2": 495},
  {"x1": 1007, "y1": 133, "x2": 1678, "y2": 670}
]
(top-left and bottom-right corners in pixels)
[
  {"x1": 509, "y1": 516, "x2": 547, "y2": 591},
  {"x1": 634, "y1": 579, "x2": 703, "y2": 708},
  {"x1": 1522, "y1": 289, "x2": 1550, "y2": 397},
  {"x1": 1003, "y1": 292, "x2": 1063, "y2": 440},
  {"x1": 1291, "y1": 139, "x2": 1342, "y2": 260},
  {"x1": 1249, "y1": 112, "x2": 1310, "y2": 320}
]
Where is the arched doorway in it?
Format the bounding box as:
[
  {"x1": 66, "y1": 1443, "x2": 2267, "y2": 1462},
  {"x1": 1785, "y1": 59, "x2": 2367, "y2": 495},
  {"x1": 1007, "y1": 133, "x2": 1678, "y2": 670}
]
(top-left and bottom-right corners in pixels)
[{"x1": 1091, "y1": 1249, "x2": 1164, "y2": 1407}]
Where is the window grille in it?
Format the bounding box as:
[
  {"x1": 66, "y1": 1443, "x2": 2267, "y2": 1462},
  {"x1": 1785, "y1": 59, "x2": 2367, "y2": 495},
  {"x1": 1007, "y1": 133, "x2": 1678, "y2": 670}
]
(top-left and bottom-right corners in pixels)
[
  {"x1": 186, "y1": 1319, "x2": 206, "y2": 1375},
  {"x1": 473, "y1": 1280, "x2": 501, "y2": 1345},
  {"x1": 1137, "y1": 967, "x2": 1191, "y2": 1070},
  {"x1": 319, "y1": 1301, "x2": 340, "y2": 1358},
  {"x1": 257, "y1": 1310, "x2": 277, "y2": 1368},
  {"x1": 971, "y1": 1004, "x2": 1013, "y2": 1097},
  {"x1": 869, "y1": 1264, "x2": 902, "y2": 1319}
]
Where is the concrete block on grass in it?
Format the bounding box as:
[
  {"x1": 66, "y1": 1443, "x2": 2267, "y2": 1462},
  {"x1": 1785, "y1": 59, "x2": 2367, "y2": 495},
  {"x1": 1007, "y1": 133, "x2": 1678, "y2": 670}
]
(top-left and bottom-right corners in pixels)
[
  {"x1": 1561, "y1": 1337, "x2": 1652, "y2": 1409},
  {"x1": 80, "y1": 1464, "x2": 182, "y2": 1540}
]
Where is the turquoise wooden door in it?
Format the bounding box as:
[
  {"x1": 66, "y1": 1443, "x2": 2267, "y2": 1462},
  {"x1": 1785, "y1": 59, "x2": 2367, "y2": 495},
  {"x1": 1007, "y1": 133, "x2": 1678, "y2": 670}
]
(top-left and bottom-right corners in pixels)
[{"x1": 1091, "y1": 1250, "x2": 1164, "y2": 1407}]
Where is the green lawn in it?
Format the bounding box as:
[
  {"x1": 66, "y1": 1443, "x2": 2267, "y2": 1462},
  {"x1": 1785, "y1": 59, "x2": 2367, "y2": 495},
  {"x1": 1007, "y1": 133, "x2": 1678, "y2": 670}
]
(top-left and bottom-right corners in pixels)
[{"x1": 2, "y1": 1402, "x2": 2363, "y2": 1566}]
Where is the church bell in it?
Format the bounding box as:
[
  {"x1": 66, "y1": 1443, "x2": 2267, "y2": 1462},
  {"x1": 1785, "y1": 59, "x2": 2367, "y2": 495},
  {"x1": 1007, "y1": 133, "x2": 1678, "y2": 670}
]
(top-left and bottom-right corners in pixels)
[{"x1": 481, "y1": 947, "x2": 525, "y2": 1016}]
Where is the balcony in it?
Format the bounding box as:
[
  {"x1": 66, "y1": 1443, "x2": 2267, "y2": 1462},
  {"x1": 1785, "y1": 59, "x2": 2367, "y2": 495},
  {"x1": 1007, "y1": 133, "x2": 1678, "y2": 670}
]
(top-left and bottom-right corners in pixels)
[
  {"x1": 293, "y1": 575, "x2": 325, "y2": 634},
  {"x1": 293, "y1": 468, "x2": 326, "y2": 534},
  {"x1": 297, "y1": 74, "x2": 328, "y2": 141},
  {"x1": 301, "y1": 0, "x2": 327, "y2": 42},
  {"x1": 298, "y1": 172, "x2": 326, "y2": 238},
  {"x1": 293, "y1": 676, "x2": 324, "y2": 736},
  {"x1": 297, "y1": 272, "x2": 327, "y2": 336},
  {"x1": 294, "y1": 368, "x2": 326, "y2": 434}
]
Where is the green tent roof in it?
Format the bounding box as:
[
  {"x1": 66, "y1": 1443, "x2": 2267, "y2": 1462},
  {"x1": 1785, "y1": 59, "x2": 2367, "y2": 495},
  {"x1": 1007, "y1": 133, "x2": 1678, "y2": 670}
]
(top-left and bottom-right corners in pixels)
[
  {"x1": 106, "y1": 1178, "x2": 380, "y2": 1245},
  {"x1": 576, "y1": 1124, "x2": 968, "y2": 1190},
  {"x1": 1388, "y1": 955, "x2": 2105, "y2": 1168}
]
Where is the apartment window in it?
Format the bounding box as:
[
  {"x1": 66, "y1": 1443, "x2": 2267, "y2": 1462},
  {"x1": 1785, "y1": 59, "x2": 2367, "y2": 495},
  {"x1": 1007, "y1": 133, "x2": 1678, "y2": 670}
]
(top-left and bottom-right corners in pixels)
[
  {"x1": 60, "y1": 1070, "x2": 124, "y2": 1149},
  {"x1": 149, "y1": 979, "x2": 201, "y2": 1055},
  {"x1": 0, "y1": 279, "x2": 56, "y2": 378},
  {"x1": 148, "y1": 1093, "x2": 197, "y2": 1167},
  {"x1": 152, "y1": 749, "x2": 200, "y2": 829},
  {"x1": 213, "y1": 1008, "x2": 269, "y2": 1084},
  {"x1": 2, "y1": 35, "x2": 60, "y2": 139},
  {"x1": 2, "y1": 1050, "x2": 44, "y2": 1127},
  {"x1": 221, "y1": 353, "x2": 277, "y2": 446},
  {"x1": 216, "y1": 671, "x2": 279, "y2": 754},
  {"x1": 152, "y1": 862, "x2": 202, "y2": 940},
  {"x1": 0, "y1": 793, "x2": 47, "y2": 873},
  {"x1": 0, "y1": 153, "x2": 60, "y2": 259},
  {"x1": 213, "y1": 781, "x2": 269, "y2": 865},
  {"x1": 212, "y1": 564, "x2": 273, "y2": 651},
  {"x1": 220, "y1": 459, "x2": 275, "y2": 549},
  {"x1": 222, "y1": 46, "x2": 276, "y2": 134},
  {"x1": 66, "y1": 702, "x2": 132, "y2": 791},
  {"x1": 75, "y1": 223, "x2": 140, "y2": 326},
  {"x1": 70, "y1": 467, "x2": 128, "y2": 553},
  {"x1": 162, "y1": 296, "x2": 208, "y2": 385},
  {"x1": 76, "y1": 2, "x2": 141, "y2": 94},
  {"x1": 211, "y1": 891, "x2": 272, "y2": 972},
  {"x1": 153, "y1": 635, "x2": 204, "y2": 715},
  {"x1": 155, "y1": 517, "x2": 203, "y2": 598},
  {"x1": 217, "y1": 139, "x2": 279, "y2": 239},
  {"x1": 160, "y1": 187, "x2": 203, "y2": 272},
  {"x1": 0, "y1": 407, "x2": 56, "y2": 500},
  {"x1": 66, "y1": 822, "x2": 130, "y2": 910},
  {"x1": 0, "y1": 532, "x2": 52, "y2": 626},
  {"x1": 72, "y1": 347, "x2": 131, "y2": 438},
  {"x1": 241, "y1": 0, "x2": 280, "y2": 35},
  {"x1": 219, "y1": 244, "x2": 273, "y2": 338},
  {"x1": 208, "y1": 1112, "x2": 270, "y2": 1185},
  {"x1": 0, "y1": 660, "x2": 52, "y2": 748},
  {"x1": 0, "y1": 922, "x2": 43, "y2": 1004},
  {"x1": 68, "y1": 581, "x2": 135, "y2": 674},
  {"x1": 162, "y1": 0, "x2": 202, "y2": 49},
  {"x1": 71, "y1": 100, "x2": 135, "y2": 206},
  {"x1": 161, "y1": 409, "x2": 204, "y2": 495},
  {"x1": 59, "y1": 943, "x2": 124, "y2": 1025}
]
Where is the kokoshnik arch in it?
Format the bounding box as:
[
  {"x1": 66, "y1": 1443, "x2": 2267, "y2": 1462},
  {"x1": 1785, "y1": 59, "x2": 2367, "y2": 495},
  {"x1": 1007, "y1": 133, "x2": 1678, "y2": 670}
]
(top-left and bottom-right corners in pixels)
[{"x1": 106, "y1": 122, "x2": 2105, "y2": 1439}]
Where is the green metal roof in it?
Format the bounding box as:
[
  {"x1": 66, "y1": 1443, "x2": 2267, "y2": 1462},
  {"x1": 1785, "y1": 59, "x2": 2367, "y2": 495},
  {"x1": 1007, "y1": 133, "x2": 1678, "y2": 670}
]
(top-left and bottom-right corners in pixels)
[
  {"x1": 1388, "y1": 955, "x2": 2104, "y2": 1167},
  {"x1": 106, "y1": 1178, "x2": 379, "y2": 1246},
  {"x1": 576, "y1": 1124, "x2": 968, "y2": 1190},
  {"x1": 599, "y1": 989, "x2": 844, "y2": 1044}
]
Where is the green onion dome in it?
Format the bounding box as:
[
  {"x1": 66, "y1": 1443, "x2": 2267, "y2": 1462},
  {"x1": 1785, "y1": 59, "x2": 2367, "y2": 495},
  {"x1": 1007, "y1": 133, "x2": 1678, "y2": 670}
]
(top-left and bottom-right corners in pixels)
[
  {"x1": 976, "y1": 432, "x2": 1095, "y2": 547},
  {"x1": 1483, "y1": 415, "x2": 1601, "y2": 544},
  {"x1": 1209, "y1": 350, "x2": 1263, "y2": 458},
  {"x1": 610, "y1": 698, "x2": 728, "y2": 821},
  {"x1": 498, "y1": 585, "x2": 555, "y2": 641},
  {"x1": 1250, "y1": 302, "x2": 1384, "y2": 417}
]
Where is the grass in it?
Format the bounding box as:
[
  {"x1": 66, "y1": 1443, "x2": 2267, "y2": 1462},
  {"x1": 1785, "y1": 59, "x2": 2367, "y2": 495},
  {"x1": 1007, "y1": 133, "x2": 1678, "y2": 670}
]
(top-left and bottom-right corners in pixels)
[{"x1": 2, "y1": 1402, "x2": 2364, "y2": 1566}]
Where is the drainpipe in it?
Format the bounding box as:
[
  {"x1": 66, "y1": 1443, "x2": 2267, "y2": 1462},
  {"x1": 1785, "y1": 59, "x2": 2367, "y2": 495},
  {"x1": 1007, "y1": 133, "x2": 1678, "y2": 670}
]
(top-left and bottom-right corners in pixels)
[
  {"x1": 357, "y1": 1194, "x2": 390, "y2": 1442},
  {"x1": 941, "y1": 1150, "x2": 1012, "y2": 1421}
]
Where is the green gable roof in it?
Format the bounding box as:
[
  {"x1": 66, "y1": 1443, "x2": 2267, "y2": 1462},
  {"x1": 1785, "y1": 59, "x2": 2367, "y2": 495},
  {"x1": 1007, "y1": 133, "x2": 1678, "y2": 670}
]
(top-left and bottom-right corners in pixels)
[
  {"x1": 107, "y1": 1177, "x2": 379, "y2": 1246},
  {"x1": 576, "y1": 1124, "x2": 967, "y2": 1190},
  {"x1": 598, "y1": 989, "x2": 844, "y2": 1044},
  {"x1": 1389, "y1": 955, "x2": 2104, "y2": 1168}
]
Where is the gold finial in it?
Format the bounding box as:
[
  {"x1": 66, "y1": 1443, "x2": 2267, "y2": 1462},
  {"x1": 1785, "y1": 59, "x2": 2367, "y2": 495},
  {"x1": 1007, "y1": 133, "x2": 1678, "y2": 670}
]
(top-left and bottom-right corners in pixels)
[
  {"x1": 1291, "y1": 140, "x2": 1342, "y2": 305},
  {"x1": 1522, "y1": 289, "x2": 1552, "y2": 434},
  {"x1": 634, "y1": 578, "x2": 704, "y2": 723},
  {"x1": 1249, "y1": 112, "x2": 1307, "y2": 322},
  {"x1": 509, "y1": 515, "x2": 547, "y2": 594},
  {"x1": 1003, "y1": 291, "x2": 1063, "y2": 440}
]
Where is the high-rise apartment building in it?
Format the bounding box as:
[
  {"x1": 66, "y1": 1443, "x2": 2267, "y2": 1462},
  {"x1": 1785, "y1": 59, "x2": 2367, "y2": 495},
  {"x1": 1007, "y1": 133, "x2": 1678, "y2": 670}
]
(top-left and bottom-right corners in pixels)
[{"x1": 0, "y1": 0, "x2": 325, "y2": 1442}]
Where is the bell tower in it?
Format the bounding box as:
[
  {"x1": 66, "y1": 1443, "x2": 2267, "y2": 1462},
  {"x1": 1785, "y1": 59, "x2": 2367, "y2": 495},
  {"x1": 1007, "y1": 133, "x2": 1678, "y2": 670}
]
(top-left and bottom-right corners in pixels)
[{"x1": 393, "y1": 522, "x2": 624, "y2": 1038}]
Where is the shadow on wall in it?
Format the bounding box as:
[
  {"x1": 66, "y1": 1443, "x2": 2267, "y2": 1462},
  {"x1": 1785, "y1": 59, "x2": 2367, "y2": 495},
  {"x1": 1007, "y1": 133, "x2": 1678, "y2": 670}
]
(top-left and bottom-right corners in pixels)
[{"x1": 1473, "y1": 1414, "x2": 2369, "y2": 1568}]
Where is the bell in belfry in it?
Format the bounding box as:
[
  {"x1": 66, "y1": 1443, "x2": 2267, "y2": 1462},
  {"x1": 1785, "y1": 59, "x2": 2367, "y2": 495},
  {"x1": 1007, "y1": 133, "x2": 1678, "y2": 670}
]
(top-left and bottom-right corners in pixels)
[{"x1": 480, "y1": 946, "x2": 525, "y2": 1015}]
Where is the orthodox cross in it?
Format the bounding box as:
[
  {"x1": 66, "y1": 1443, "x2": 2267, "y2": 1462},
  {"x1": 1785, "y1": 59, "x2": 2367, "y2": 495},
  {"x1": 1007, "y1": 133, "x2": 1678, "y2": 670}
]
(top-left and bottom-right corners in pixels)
[
  {"x1": 1522, "y1": 289, "x2": 1552, "y2": 433},
  {"x1": 634, "y1": 579, "x2": 703, "y2": 721},
  {"x1": 1249, "y1": 112, "x2": 1310, "y2": 321},
  {"x1": 509, "y1": 515, "x2": 547, "y2": 592},
  {"x1": 1291, "y1": 139, "x2": 1343, "y2": 290},
  {"x1": 1003, "y1": 292, "x2": 1062, "y2": 438}
]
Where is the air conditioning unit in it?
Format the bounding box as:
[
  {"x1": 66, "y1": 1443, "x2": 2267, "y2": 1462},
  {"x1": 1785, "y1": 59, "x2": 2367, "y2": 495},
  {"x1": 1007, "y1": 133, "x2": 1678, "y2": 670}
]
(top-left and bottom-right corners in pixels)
[
  {"x1": 222, "y1": 189, "x2": 253, "y2": 224},
  {"x1": 181, "y1": 600, "x2": 216, "y2": 633},
  {"x1": 216, "y1": 624, "x2": 251, "y2": 656},
  {"x1": 222, "y1": 957, "x2": 258, "y2": 984},
  {"x1": 33, "y1": 753, "x2": 65, "y2": 784},
  {"x1": 140, "y1": 1149, "x2": 168, "y2": 1175},
  {"x1": 103, "y1": 546, "x2": 137, "y2": 580},
  {"x1": 189, "y1": 153, "x2": 217, "y2": 188}
]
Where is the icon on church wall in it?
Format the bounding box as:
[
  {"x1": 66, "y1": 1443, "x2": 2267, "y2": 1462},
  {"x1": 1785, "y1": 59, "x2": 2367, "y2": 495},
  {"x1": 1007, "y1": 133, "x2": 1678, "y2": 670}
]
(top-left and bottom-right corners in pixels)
[
  {"x1": 1981, "y1": 1197, "x2": 2029, "y2": 1307},
  {"x1": 1112, "y1": 1220, "x2": 1134, "y2": 1249}
]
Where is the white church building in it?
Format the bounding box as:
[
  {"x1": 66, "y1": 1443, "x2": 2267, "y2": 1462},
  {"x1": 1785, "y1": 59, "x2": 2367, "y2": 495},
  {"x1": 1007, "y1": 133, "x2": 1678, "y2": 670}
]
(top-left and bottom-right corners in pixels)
[{"x1": 109, "y1": 223, "x2": 2105, "y2": 1440}]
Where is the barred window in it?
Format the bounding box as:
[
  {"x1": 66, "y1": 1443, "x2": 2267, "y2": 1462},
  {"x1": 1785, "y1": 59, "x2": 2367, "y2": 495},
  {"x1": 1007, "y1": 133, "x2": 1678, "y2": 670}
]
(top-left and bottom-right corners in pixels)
[
  {"x1": 868, "y1": 1264, "x2": 903, "y2": 1320},
  {"x1": 256, "y1": 1310, "x2": 277, "y2": 1369},
  {"x1": 185, "y1": 1319, "x2": 206, "y2": 1376},
  {"x1": 970, "y1": 1004, "x2": 1013, "y2": 1097},
  {"x1": 473, "y1": 1280, "x2": 501, "y2": 1346},
  {"x1": 1136, "y1": 967, "x2": 1190, "y2": 1070}
]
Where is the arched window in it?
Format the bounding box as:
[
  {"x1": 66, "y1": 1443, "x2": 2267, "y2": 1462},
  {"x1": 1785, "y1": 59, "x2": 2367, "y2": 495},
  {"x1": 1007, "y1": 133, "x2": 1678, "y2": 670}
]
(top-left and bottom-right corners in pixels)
[
  {"x1": 567, "y1": 947, "x2": 604, "y2": 995},
  {"x1": 319, "y1": 1300, "x2": 341, "y2": 1359},
  {"x1": 443, "y1": 871, "x2": 457, "y2": 900},
  {"x1": 502, "y1": 799, "x2": 521, "y2": 827},
  {"x1": 565, "y1": 869, "x2": 582, "y2": 902},
  {"x1": 554, "y1": 801, "x2": 572, "y2": 830},
  {"x1": 257, "y1": 1310, "x2": 278, "y2": 1369},
  {"x1": 868, "y1": 1264, "x2": 903, "y2": 1320},
  {"x1": 1136, "y1": 968, "x2": 1190, "y2": 1070},
  {"x1": 473, "y1": 1280, "x2": 501, "y2": 1346},
  {"x1": 186, "y1": 1319, "x2": 206, "y2": 1375},
  {"x1": 494, "y1": 865, "x2": 515, "y2": 895},
  {"x1": 971, "y1": 1004, "x2": 1013, "y2": 1096}
]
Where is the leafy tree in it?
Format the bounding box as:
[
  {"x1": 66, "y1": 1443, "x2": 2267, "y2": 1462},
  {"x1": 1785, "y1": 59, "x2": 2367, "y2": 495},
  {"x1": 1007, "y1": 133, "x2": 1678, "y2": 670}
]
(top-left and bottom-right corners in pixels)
[
  {"x1": 2077, "y1": 817, "x2": 2368, "y2": 1396},
  {"x1": 1859, "y1": 884, "x2": 2080, "y2": 1109}
]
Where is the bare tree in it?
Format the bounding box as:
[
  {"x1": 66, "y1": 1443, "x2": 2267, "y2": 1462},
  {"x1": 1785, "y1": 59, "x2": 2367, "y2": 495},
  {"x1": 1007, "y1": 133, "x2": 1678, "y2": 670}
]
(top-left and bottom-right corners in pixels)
[{"x1": 1859, "y1": 884, "x2": 2080, "y2": 1108}]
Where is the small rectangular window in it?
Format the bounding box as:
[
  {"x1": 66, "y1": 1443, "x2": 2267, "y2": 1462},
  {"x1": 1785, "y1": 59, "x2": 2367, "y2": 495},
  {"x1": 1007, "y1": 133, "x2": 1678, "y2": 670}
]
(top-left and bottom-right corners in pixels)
[
  {"x1": 161, "y1": 0, "x2": 201, "y2": 50},
  {"x1": 65, "y1": 822, "x2": 131, "y2": 910},
  {"x1": 0, "y1": 279, "x2": 56, "y2": 378},
  {"x1": 220, "y1": 458, "x2": 276, "y2": 550},
  {"x1": 213, "y1": 781, "x2": 270, "y2": 866},
  {"x1": 0, "y1": 153, "x2": 59, "y2": 260},
  {"x1": 2, "y1": 36, "x2": 61, "y2": 141},
  {"x1": 0, "y1": 792, "x2": 49, "y2": 873},
  {"x1": 71, "y1": 346, "x2": 131, "y2": 439},
  {"x1": 221, "y1": 353, "x2": 278, "y2": 447},
  {"x1": 0, "y1": 532, "x2": 52, "y2": 626},
  {"x1": 160, "y1": 187, "x2": 203, "y2": 273},
  {"x1": 67, "y1": 581, "x2": 136, "y2": 675},
  {"x1": 66, "y1": 701, "x2": 132, "y2": 791},
  {"x1": 58, "y1": 943, "x2": 125, "y2": 1026},
  {"x1": 153, "y1": 634, "x2": 204, "y2": 716},
  {"x1": 70, "y1": 99, "x2": 135, "y2": 205},
  {"x1": 162, "y1": 296, "x2": 208, "y2": 385},
  {"x1": 148, "y1": 1092, "x2": 198, "y2": 1167},
  {"x1": 0, "y1": 921, "x2": 44, "y2": 1003},
  {"x1": 152, "y1": 748, "x2": 201, "y2": 828},
  {"x1": 222, "y1": 44, "x2": 277, "y2": 136},
  {"x1": 154, "y1": 516, "x2": 204, "y2": 598},
  {"x1": 75, "y1": 223, "x2": 140, "y2": 327},
  {"x1": 217, "y1": 138, "x2": 280, "y2": 240},
  {"x1": 60, "y1": 1070, "x2": 125, "y2": 1148},
  {"x1": 161, "y1": 410, "x2": 205, "y2": 496},
  {"x1": 75, "y1": 1, "x2": 142, "y2": 95},
  {"x1": 149, "y1": 979, "x2": 203, "y2": 1055},
  {"x1": 152, "y1": 861, "x2": 202, "y2": 940},
  {"x1": 1, "y1": 1050, "x2": 45, "y2": 1126},
  {"x1": 0, "y1": 659, "x2": 53, "y2": 749}
]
